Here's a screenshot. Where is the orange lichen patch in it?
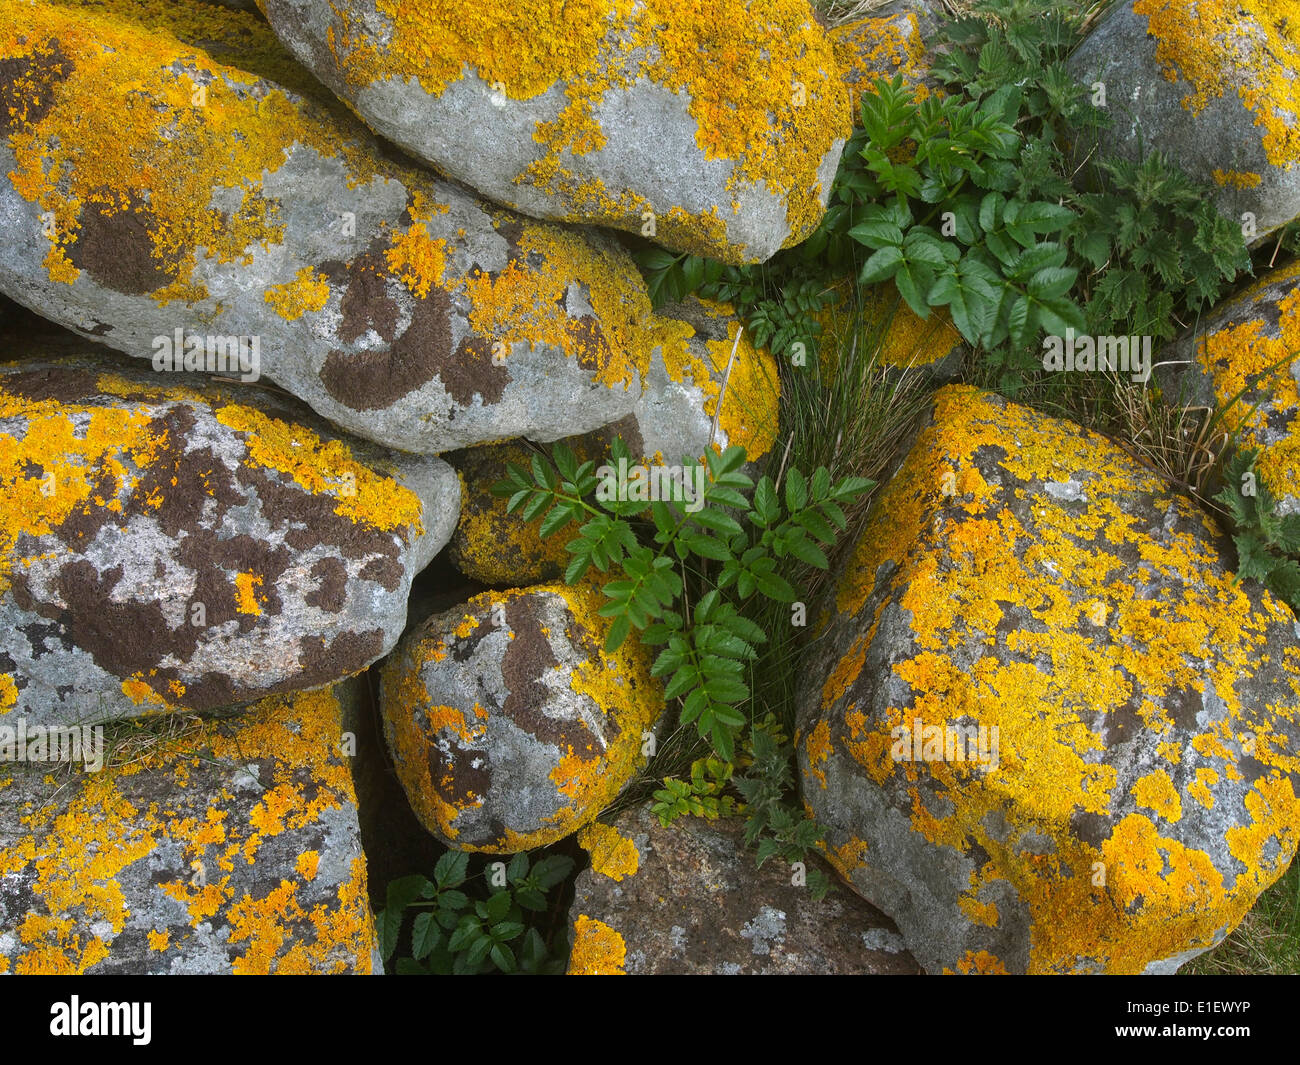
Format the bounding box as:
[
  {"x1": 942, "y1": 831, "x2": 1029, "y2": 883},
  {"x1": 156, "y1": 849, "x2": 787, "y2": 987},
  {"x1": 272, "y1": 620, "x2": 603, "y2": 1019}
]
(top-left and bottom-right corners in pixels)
[
  {"x1": 649, "y1": 300, "x2": 780, "y2": 462},
  {"x1": 577, "y1": 821, "x2": 639, "y2": 881},
  {"x1": 326, "y1": 0, "x2": 846, "y2": 250},
  {"x1": 822, "y1": 635, "x2": 870, "y2": 710},
  {"x1": 945, "y1": 949, "x2": 1008, "y2": 974},
  {"x1": 233, "y1": 572, "x2": 264, "y2": 617},
  {"x1": 702, "y1": 316, "x2": 781, "y2": 462},
  {"x1": 293, "y1": 851, "x2": 319, "y2": 883},
  {"x1": 1195, "y1": 267, "x2": 1300, "y2": 501},
  {"x1": 0, "y1": 381, "x2": 162, "y2": 594},
  {"x1": 0, "y1": 674, "x2": 17, "y2": 714},
  {"x1": 1213, "y1": 168, "x2": 1264, "y2": 189},
  {"x1": 212, "y1": 405, "x2": 423, "y2": 536},
  {"x1": 0, "y1": 1, "x2": 383, "y2": 295},
  {"x1": 1188, "y1": 767, "x2": 1219, "y2": 809},
  {"x1": 805, "y1": 719, "x2": 834, "y2": 789},
  {"x1": 449, "y1": 442, "x2": 578, "y2": 585},
  {"x1": 0, "y1": 681, "x2": 374, "y2": 972},
  {"x1": 48, "y1": 0, "x2": 331, "y2": 103},
  {"x1": 225, "y1": 858, "x2": 378, "y2": 975},
  {"x1": 384, "y1": 223, "x2": 448, "y2": 299},
  {"x1": 1225, "y1": 774, "x2": 1298, "y2": 872},
  {"x1": 383, "y1": 583, "x2": 662, "y2": 851},
  {"x1": 263, "y1": 268, "x2": 331, "y2": 321},
  {"x1": 818, "y1": 384, "x2": 1300, "y2": 972},
  {"x1": 1132, "y1": 769, "x2": 1183, "y2": 822},
  {"x1": 828, "y1": 835, "x2": 869, "y2": 875},
  {"x1": 1132, "y1": 0, "x2": 1300, "y2": 170},
  {"x1": 567, "y1": 914, "x2": 627, "y2": 974},
  {"x1": 0, "y1": 685, "x2": 375, "y2": 973},
  {"x1": 120, "y1": 674, "x2": 177, "y2": 709},
  {"x1": 818, "y1": 282, "x2": 961, "y2": 377},
  {"x1": 958, "y1": 892, "x2": 1000, "y2": 928}
]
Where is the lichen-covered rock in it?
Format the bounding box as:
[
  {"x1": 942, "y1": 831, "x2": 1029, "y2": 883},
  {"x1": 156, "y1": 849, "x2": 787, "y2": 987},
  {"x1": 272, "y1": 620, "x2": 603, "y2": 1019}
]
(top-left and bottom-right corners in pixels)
[
  {"x1": 1068, "y1": 0, "x2": 1300, "y2": 237},
  {"x1": 1156, "y1": 260, "x2": 1300, "y2": 514},
  {"x1": 830, "y1": 0, "x2": 943, "y2": 111},
  {"x1": 565, "y1": 804, "x2": 921, "y2": 974},
  {"x1": 380, "y1": 584, "x2": 664, "y2": 852},
  {"x1": 0, "y1": 356, "x2": 457, "y2": 725},
  {"x1": 0, "y1": 0, "x2": 657, "y2": 454},
  {"x1": 258, "y1": 0, "x2": 849, "y2": 264},
  {"x1": 796, "y1": 385, "x2": 1300, "y2": 974},
  {"x1": 0, "y1": 683, "x2": 380, "y2": 974}
]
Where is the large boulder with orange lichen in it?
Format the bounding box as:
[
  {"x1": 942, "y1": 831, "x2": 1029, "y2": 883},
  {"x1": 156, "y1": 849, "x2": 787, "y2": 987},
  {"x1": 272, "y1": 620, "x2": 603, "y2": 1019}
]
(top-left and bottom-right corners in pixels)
[
  {"x1": 1068, "y1": 0, "x2": 1300, "y2": 238},
  {"x1": 796, "y1": 385, "x2": 1300, "y2": 974},
  {"x1": 258, "y1": 0, "x2": 848, "y2": 265},
  {"x1": 380, "y1": 584, "x2": 664, "y2": 852},
  {"x1": 1156, "y1": 260, "x2": 1300, "y2": 514},
  {"x1": 0, "y1": 355, "x2": 457, "y2": 726},
  {"x1": 0, "y1": 681, "x2": 381, "y2": 975},
  {"x1": 565, "y1": 803, "x2": 921, "y2": 974},
  {"x1": 0, "y1": 0, "x2": 657, "y2": 455}
]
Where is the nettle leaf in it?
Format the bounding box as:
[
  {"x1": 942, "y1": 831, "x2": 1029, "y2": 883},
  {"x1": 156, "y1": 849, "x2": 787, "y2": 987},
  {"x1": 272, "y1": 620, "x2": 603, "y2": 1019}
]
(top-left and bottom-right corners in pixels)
[{"x1": 1233, "y1": 532, "x2": 1275, "y2": 584}]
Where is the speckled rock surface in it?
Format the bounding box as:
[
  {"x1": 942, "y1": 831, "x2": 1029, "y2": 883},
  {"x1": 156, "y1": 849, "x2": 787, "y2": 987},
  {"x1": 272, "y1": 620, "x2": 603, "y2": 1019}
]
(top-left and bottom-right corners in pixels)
[
  {"x1": 0, "y1": 356, "x2": 457, "y2": 725},
  {"x1": 0, "y1": 683, "x2": 380, "y2": 974},
  {"x1": 258, "y1": 0, "x2": 848, "y2": 265},
  {"x1": 565, "y1": 804, "x2": 921, "y2": 974},
  {"x1": 380, "y1": 584, "x2": 664, "y2": 852},
  {"x1": 1068, "y1": 0, "x2": 1300, "y2": 237},
  {"x1": 796, "y1": 385, "x2": 1300, "y2": 974},
  {"x1": 830, "y1": 0, "x2": 944, "y2": 111},
  {"x1": 1156, "y1": 260, "x2": 1300, "y2": 515},
  {"x1": 0, "y1": 0, "x2": 657, "y2": 455}
]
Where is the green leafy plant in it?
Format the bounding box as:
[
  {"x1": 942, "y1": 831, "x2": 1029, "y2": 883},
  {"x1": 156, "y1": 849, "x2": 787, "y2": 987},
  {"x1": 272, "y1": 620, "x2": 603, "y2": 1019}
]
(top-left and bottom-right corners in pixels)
[
  {"x1": 933, "y1": 0, "x2": 1249, "y2": 354},
  {"x1": 734, "y1": 714, "x2": 833, "y2": 900},
  {"x1": 376, "y1": 849, "x2": 575, "y2": 975},
  {"x1": 494, "y1": 439, "x2": 872, "y2": 761},
  {"x1": 845, "y1": 74, "x2": 1084, "y2": 350},
  {"x1": 1214, "y1": 447, "x2": 1300, "y2": 611},
  {"x1": 651, "y1": 755, "x2": 739, "y2": 824}
]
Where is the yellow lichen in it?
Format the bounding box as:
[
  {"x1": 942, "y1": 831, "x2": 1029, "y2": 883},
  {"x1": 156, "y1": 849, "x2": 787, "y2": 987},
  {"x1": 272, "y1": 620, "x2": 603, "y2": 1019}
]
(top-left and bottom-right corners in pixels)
[
  {"x1": 0, "y1": 1, "x2": 383, "y2": 295},
  {"x1": 233, "y1": 572, "x2": 264, "y2": 617},
  {"x1": 1194, "y1": 263, "x2": 1300, "y2": 502},
  {"x1": 577, "y1": 822, "x2": 639, "y2": 881},
  {"x1": 213, "y1": 405, "x2": 423, "y2": 536},
  {"x1": 263, "y1": 268, "x2": 331, "y2": 321},
  {"x1": 567, "y1": 914, "x2": 627, "y2": 974},
  {"x1": 383, "y1": 583, "x2": 662, "y2": 852}
]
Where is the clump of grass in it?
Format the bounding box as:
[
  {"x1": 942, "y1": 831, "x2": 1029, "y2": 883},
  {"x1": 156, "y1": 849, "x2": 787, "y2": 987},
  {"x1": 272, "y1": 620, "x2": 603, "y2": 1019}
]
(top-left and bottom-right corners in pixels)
[{"x1": 1184, "y1": 861, "x2": 1300, "y2": 975}]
